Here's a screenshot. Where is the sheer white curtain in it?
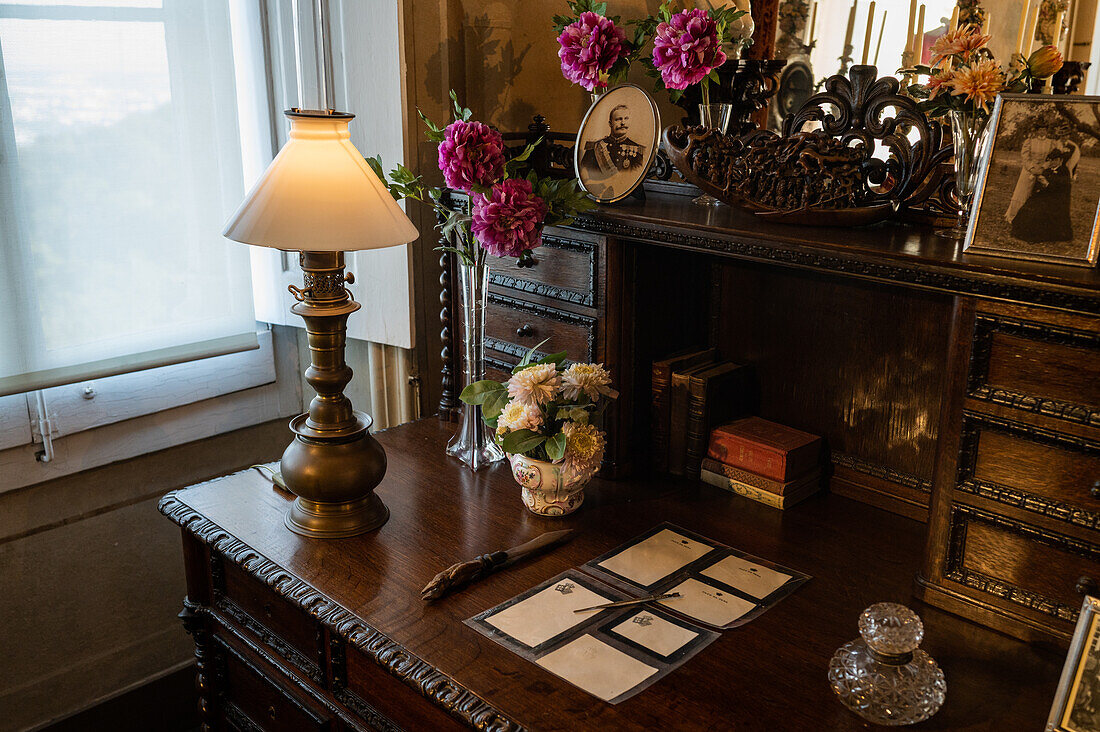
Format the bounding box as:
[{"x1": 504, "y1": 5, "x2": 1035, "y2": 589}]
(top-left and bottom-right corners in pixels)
[{"x1": 0, "y1": 0, "x2": 264, "y2": 396}]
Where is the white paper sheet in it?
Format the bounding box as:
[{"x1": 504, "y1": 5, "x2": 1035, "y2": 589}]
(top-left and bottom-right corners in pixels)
[
  {"x1": 700, "y1": 554, "x2": 792, "y2": 599},
  {"x1": 536, "y1": 634, "x2": 659, "y2": 701},
  {"x1": 658, "y1": 577, "x2": 755, "y2": 627},
  {"x1": 612, "y1": 610, "x2": 699, "y2": 657},
  {"x1": 596, "y1": 528, "x2": 713, "y2": 586},
  {"x1": 484, "y1": 579, "x2": 614, "y2": 647}
]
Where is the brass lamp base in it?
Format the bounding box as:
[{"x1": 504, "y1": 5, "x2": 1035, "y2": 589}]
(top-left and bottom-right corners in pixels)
[{"x1": 279, "y1": 251, "x2": 389, "y2": 539}]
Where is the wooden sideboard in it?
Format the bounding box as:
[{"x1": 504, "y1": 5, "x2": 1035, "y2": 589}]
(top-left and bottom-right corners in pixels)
[
  {"x1": 162, "y1": 418, "x2": 1065, "y2": 731},
  {"x1": 439, "y1": 183, "x2": 1100, "y2": 644}
]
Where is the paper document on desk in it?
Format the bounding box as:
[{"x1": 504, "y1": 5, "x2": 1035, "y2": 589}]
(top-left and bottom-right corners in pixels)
[{"x1": 594, "y1": 527, "x2": 717, "y2": 587}]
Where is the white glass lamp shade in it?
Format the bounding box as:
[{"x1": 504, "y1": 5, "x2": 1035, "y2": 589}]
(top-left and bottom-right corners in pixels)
[{"x1": 223, "y1": 111, "x2": 418, "y2": 251}]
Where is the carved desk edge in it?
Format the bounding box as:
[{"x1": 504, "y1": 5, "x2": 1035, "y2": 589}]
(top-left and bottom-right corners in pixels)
[
  {"x1": 158, "y1": 487, "x2": 526, "y2": 732},
  {"x1": 567, "y1": 211, "x2": 1100, "y2": 316}
]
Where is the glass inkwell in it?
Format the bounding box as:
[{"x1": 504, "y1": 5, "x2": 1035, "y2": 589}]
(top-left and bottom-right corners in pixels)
[{"x1": 828, "y1": 602, "x2": 946, "y2": 726}]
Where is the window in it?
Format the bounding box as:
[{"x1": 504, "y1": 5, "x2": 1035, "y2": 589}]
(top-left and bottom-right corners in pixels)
[{"x1": 0, "y1": 0, "x2": 292, "y2": 485}]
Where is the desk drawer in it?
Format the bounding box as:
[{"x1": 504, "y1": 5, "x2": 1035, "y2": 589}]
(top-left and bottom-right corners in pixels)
[
  {"x1": 218, "y1": 560, "x2": 325, "y2": 684},
  {"x1": 485, "y1": 293, "x2": 596, "y2": 366},
  {"x1": 969, "y1": 308, "x2": 1100, "y2": 428},
  {"x1": 957, "y1": 414, "x2": 1100, "y2": 530},
  {"x1": 488, "y1": 234, "x2": 597, "y2": 307},
  {"x1": 945, "y1": 505, "x2": 1100, "y2": 625},
  {"x1": 214, "y1": 635, "x2": 332, "y2": 732},
  {"x1": 339, "y1": 644, "x2": 467, "y2": 731}
]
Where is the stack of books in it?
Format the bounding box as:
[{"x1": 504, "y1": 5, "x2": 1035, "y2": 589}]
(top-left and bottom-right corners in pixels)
[
  {"x1": 700, "y1": 417, "x2": 824, "y2": 509},
  {"x1": 650, "y1": 348, "x2": 752, "y2": 478}
]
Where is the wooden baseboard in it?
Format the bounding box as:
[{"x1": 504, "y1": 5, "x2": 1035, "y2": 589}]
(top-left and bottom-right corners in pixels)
[{"x1": 41, "y1": 664, "x2": 197, "y2": 732}]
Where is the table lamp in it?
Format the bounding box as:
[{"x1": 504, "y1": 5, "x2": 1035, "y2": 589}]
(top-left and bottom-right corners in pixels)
[{"x1": 223, "y1": 108, "x2": 418, "y2": 538}]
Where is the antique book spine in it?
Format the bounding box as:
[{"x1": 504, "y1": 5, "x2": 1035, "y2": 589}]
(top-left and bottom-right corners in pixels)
[
  {"x1": 700, "y1": 469, "x2": 819, "y2": 509},
  {"x1": 668, "y1": 370, "x2": 694, "y2": 476},
  {"x1": 651, "y1": 362, "x2": 673, "y2": 473},
  {"x1": 700, "y1": 457, "x2": 801, "y2": 495},
  {"x1": 685, "y1": 377, "x2": 711, "y2": 479},
  {"x1": 706, "y1": 433, "x2": 788, "y2": 481}
]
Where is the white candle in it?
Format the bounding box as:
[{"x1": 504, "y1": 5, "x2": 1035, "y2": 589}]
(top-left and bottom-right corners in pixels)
[
  {"x1": 844, "y1": 0, "x2": 859, "y2": 52},
  {"x1": 1025, "y1": 1, "x2": 1041, "y2": 56},
  {"x1": 1015, "y1": 0, "x2": 1032, "y2": 56},
  {"x1": 805, "y1": 1, "x2": 818, "y2": 45},
  {"x1": 874, "y1": 10, "x2": 887, "y2": 65},
  {"x1": 906, "y1": 0, "x2": 918, "y2": 54},
  {"x1": 862, "y1": 1, "x2": 876, "y2": 64},
  {"x1": 914, "y1": 5, "x2": 926, "y2": 63},
  {"x1": 982, "y1": 12, "x2": 990, "y2": 36},
  {"x1": 1052, "y1": 10, "x2": 1065, "y2": 51},
  {"x1": 949, "y1": 5, "x2": 959, "y2": 32}
]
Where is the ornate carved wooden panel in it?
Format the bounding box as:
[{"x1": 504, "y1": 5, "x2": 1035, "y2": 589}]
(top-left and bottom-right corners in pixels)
[
  {"x1": 488, "y1": 235, "x2": 597, "y2": 307},
  {"x1": 956, "y1": 412, "x2": 1100, "y2": 531},
  {"x1": 945, "y1": 504, "x2": 1100, "y2": 624}
]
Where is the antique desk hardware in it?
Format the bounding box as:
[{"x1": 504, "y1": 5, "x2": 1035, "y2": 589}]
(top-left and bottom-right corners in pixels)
[{"x1": 663, "y1": 65, "x2": 959, "y2": 226}]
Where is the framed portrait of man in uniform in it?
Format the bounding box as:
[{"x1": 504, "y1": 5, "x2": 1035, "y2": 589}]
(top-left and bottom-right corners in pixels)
[{"x1": 575, "y1": 85, "x2": 660, "y2": 203}]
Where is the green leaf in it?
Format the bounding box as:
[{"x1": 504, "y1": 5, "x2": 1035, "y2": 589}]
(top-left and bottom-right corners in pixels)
[
  {"x1": 545, "y1": 432, "x2": 567, "y2": 461},
  {"x1": 482, "y1": 388, "x2": 511, "y2": 419},
  {"x1": 459, "y1": 380, "x2": 506, "y2": 405},
  {"x1": 537, "y1": 351, "x2": 568, "y2": 365},
  {"x1": 418, "y1": 108, "x2": 445, "y2": 142},
  {"x1": 517, "y1": 338, "x2": 550, "y2": 368},
  {"x1": 501, "y1": 429, "x2": 547, "y2": 455}
]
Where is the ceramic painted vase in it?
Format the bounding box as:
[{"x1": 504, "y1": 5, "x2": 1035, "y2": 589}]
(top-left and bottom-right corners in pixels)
[{"x1": 507, "y1": 453, "x2": 597, "y2": 516}]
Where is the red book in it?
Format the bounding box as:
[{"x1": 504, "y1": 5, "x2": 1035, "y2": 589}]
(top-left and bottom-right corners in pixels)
[{"x1": 706, "y1": 417, "x2": 822, "y2": 482}]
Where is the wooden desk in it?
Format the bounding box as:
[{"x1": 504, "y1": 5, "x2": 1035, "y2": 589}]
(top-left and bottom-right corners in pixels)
[
  {"x1": 162, "y1": 418, "x2": 1063, "y2": 731},
  {"x1": 440, "y1": 185, "x2": 1100, "y2": 645}
]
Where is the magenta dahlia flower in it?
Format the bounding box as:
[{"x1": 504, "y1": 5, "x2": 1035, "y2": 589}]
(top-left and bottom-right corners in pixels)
[
  {"x1": 437, "y1": 120, "x2": 505, "y2": 193},
  {"x1": 557, "y1": 11, "x2": 627, "y2": 92},
  {"x1": 652, "y1": 8, "x2": 727, "y2": 90},
  {"x1": 471, "y1": 179, "x2": 548, "y2": 258}
]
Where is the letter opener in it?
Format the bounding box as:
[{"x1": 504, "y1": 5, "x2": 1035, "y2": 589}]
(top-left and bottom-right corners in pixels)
[
  {"x1": 421, "y1": 529, "x2": 575, "y2": 601},
  {"x1": 573, "y1": 592, "x2": 681, "y2": 613}
]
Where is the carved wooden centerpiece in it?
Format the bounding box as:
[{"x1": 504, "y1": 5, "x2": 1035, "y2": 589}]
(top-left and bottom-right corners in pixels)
[{"x1": 663, "y1": 65, "x2": 954, "y2": 226}]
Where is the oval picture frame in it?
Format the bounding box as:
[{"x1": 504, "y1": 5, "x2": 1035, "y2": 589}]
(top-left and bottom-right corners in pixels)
[{"x1": 574, "y1": 84, "x2": 660, "y2": 204}]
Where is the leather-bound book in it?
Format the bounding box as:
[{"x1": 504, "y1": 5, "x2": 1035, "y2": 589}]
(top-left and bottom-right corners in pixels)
[
  {"x1": 669, "y1": 360, "x2": 716, "y2": 476},
  {"x1": 650, "y1": 348, "x2": 715, "y2": 472},
  {"x1": 701, "y1": 457, "x2": 817, "y2": 496},
  {"x1": 700, "y1": 467, "x2": 822, "y2": 509},
  {"x1": 684, "y1": 362, "x2": 751, "y2": 479},
  {"x1": 706, "y1": 417, "x2": 822, "y2": 482}
]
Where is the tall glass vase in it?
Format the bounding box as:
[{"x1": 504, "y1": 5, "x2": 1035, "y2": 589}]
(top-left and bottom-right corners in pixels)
[
  {"x1": 446, "y1": 257, "x2": 506, "y2": 471},
  {"x1": 937, "y1": 110, "x2": 991, "y2": 239},
  {"x1": 693, "y1": 103, "x2": 733, "y2": 207}
]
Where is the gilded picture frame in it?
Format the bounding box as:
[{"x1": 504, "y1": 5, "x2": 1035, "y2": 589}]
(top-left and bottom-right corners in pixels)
[
  {"x1": 1047, "y1": 595, "x2": 1100, "y2": 732},
  {"x1": 966, "y1": 94, "x2": 1100, "y2": 268},
  {"x1": 574, "y1": 84, "x2": 660, "y2": 204}
]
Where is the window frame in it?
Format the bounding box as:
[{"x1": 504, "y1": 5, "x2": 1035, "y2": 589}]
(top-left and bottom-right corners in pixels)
[{"x1": 0, "y1": 0, "x2": 301, "y2": 489}]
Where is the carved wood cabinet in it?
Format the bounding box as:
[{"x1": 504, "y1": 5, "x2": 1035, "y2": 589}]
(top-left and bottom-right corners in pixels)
[{"x1": 440, "y1": 184, "x2": 1100, "y2": 642}]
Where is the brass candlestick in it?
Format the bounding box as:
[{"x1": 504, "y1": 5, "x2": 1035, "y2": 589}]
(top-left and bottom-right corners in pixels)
[{"x1": 279, "y1": 251, "x2": 388, "y2": 538}]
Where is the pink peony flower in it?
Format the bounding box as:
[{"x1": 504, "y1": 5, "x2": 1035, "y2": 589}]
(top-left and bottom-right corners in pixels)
[
  {"x1": 471, "y1": 178, "x2": 548, "y2": 258},
  {"x1": 652, "y1": 8, "x2": 727, "y2": 90},
  {"x1": 557, "y1": 11, "x2": 627, "y2": 92},
  {"x1": 437, "y1": 120, "x2": 505, "y2": 193}
]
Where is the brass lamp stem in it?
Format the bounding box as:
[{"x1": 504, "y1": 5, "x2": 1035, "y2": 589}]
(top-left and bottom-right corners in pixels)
[{"x1": 278, "y1": 251, "x2": 388, "y2": 538}]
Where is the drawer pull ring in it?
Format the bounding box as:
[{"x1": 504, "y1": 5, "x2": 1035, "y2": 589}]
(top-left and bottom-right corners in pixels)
[
  {"x1": 1091, "y1": 480, "x2": 1100, "y2": 499},
  {"x1": 1077, "y1": 576, "x2": 1098, "y2": 596},
  {"x1": 263, "y1": 602, "x2": 273, "y2": 619},
  {"x1": 516, "y1": 324, "x2": 534, "y2": 338},
  {"x1": 268, "y1": 705, "x2": 277, "y2": 720}
]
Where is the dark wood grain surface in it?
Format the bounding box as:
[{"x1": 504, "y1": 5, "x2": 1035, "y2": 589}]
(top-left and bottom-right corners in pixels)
[{"x1": 172, "y1": 418, "x2": 1065, "y2": 731}]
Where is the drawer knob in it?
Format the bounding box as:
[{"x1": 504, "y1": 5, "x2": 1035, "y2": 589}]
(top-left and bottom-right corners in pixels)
[
  {"x1": 1077, "y1": 576, "x2": 1098, "y2": 596},
  {"x1": 517, "y1": 255, "x2": 538, "y2": 268},
  {"x1": 516, "y1": 324, "x2": 535, "y2": 338},
  {"x1": 1091, "y1": 480, "x2": 1100, "y2": 499},
  {"x1": 263, "y1": 602, "x2": 273, "y2": 619}
]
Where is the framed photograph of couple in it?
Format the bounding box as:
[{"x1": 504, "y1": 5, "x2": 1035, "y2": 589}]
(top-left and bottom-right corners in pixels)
[
  {"x1": 1048, "y1": 596, "x2": 1100, "y2": 732},
  {"x1": 965, "y1": 94, "x2": 1100, "y2": 267},
  {"x1": 575, "y1": 84, "x2": 660, "y2": 204}
]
